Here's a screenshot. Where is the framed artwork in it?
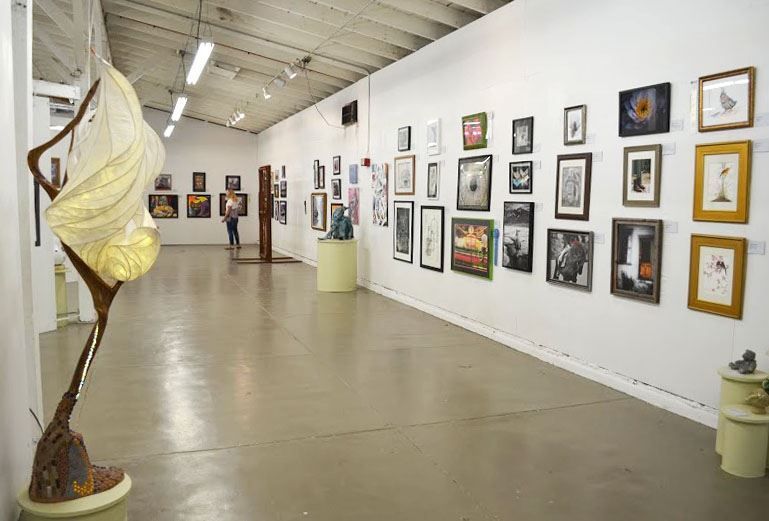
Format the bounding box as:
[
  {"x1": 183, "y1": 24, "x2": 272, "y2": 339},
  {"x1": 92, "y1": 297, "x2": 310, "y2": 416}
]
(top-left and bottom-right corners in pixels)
[
  {"x1": 311, "y1": 192, "x2": 327, "y2": 231},
  {"x1": 693, "y1": 140, "x2": 751, "y2": 223},
  {"x1": 611, "y1": 219, "x2": 663, "y2": 303},
  {"x1": 509, "y1": 161, "x2": 532, "y2": 194},
  {"x1": 398, "y1": 126, "x2": 411, "y2": 152},
  {"x1": 313, "y1": 159, "x2": 319, "y2": 188},
  {"x1": 427, "y1": 162, "x2": 440, "y2": 199},
  {"x1": 50, "y1": 157, "x2": 61, "y2": 188},
  {"x1": 503, "y1": 202, "x2": 534, "y2": 272},
  {"x1": 273, "y1": 183, "x2": 279, "y2": 198},
  {"x1": 623, "y1": 145, "x2": 662, "y2": 207},
  {"x1": 225, "y1": 175, "x2": 241, "y2": 190},
  {"x1": 272, "y1": 195, "x2": 277, "y2": 220},
  {"x1": 318, "y1": 165, "x2": 326, "y2": 189},
  {"x1": 149, "y1": 194, "x2": 178, "y2": 218},
  {"x1": 281, "y1": 165, "x2": 286, "y2": 179},
  {"x1": 333, "y1": 155, "x2": 341, "y2": 175},
  {"x1": 699, "y1": 67, "x2": 755, "y2": 132},
  {"x1": 457, "y1": 154, "x2": 492, "y2": 211},
  {"x1": 330, "y1": 203, "x2": 343, "y2": 219},
  {"x1": 420, "y1": 205, "x2": 444, "y2": 272},
  {"x1": 426, "y1": 118, "x2": 441, "y2": 156},
  {"x1": 563, "y1": 105, "x2": 586, "y2": 145},
  {"x1": 218, "y1": 193, "x2": 248, "y2": 216},
  {"x1": 618, "y1": 82, "x2": 671, "y2": 137},
  {"x1": 393, "y1": 201, "x2": 414, "y2": 263},
  {"x1": 348, "y1": 187, "x2": 360, "y2": 225},
  {"x1": 462, "y1": 112, "x2": 488, "y2": 150},
  {"x1": 372, "y1": 163, "x2": 388, "y2": 226},
  {"x1": 154, "y1": 174, "x2": 172, "y2": 190},
  {"x1": 192, "y1": 171, "x2": 206, "y2": 192},
  {"x1": 277, "y1": 200, "x2": 286, "y2": 224},
  {"x1": 394, "y1": 154, "x2": 416, "y2": 195},
  {"x1": 512, "y1": 116, "x2": 533, "y2": 154},
  {"x1": 280, "y1": 180, "x2": 287, "y2": 198},
  {"x1": 349, "y1": 164, "x2": 358, "y2": 184},
  {"x1": 33, "y1": 181, "x2": 40, "y2": 246},
  {"x1": 186, "y1": 194, "x2": 211, "y2": 218},
  {"x1": 331, "y1": 178, "x2": 342, "y2": 200},
  {"x1": 688, "y1": 234, "x2": 746, "y2": 319},
  {"x1": 555, "y1": 153, "x2": 592, "y2": 220},
  {"x1": 546, "y1": 229, "x2": 593, "y2": 291},
  {"x1": 451, "y1": 217, "x2": 493, "y2": 279}
]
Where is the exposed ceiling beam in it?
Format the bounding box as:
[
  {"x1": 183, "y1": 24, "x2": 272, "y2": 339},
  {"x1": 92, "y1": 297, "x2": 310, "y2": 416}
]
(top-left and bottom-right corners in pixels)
[
  {"x1": 379, "y1": 0, "x2": 478, "y2": 28},
  {"x1": 34, "y1": 0, "x2": 75, "y2": 40},
  {"x1": 124, "y1": 48, "x2": 171, "y2": 83},
  {"x1": 33, "y1": 24, "x2": 76, "y2": 72},
  {"x1": 447, "y1": 0, "x2": 509, "y2": 15}
]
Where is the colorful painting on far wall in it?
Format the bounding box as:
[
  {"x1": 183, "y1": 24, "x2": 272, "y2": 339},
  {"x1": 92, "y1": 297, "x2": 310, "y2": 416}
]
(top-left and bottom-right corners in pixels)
[
  {"x1": 187, "y1": 194, "x2": 211, "y2": 218},
  {"x1": 192, "y1": 171, "x2": 206, "y2": 192},
  {"x1": 451, "y1": 217, "x2": 493, "y2": 279},
  {"x1": 348, "y1": 187, "x2": 360, "y2": 225},
  {"x1": 699, "y1": 67, "x2": 755, "y2": 132},
  {"x1": 688, "y1": 234, "x2": 746, "y2": 319},
  {"x1": 218, "y1": 193, "x2": 248, "y2": 216},
  {"x1": 372, "y1": 163, "x2": 388, "y2": 226},
  {"x1": 693, "y1": 140, "x2": 751, "y2": 223},
  {"x1": 611, "y1": 219, "x2": 663, "y2": 303},
  {"x1": 225, "y1": 175, "x2": 241, "y2": 190},
  {"x1": 618, "y1": 82, "x2": 671, "y2": 137},
  {"x1": 149, "y1": 194, "x2": 178, "y2": 218},
  {"x1": 154, "y1": 173, "x2": 172, "y2": 190},
  {"x1": 462, "y1": 112, "x2": 488, "y2": 150}
]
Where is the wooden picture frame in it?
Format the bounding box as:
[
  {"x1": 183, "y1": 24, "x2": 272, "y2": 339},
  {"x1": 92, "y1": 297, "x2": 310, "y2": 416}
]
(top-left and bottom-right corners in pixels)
[
  {"x1": 310, "y1": 192, "x2": 327, "y2": 231},
  {"x1": 512, "y1": 116, "x2": 534, "y2": 154},
  {"x1": 457, "y1": 154, "x2": 493, "y2": 211},
  {"x1": 555, "y1": 153, "x2": 592, "y2": 220},
  {"x1": 394, "y1": 154, "x2": 416, "y2": 195},
  {"x1": 462, "y1": 112, "x2": 488, "y2": 150},
  {"x1": 451, "y1": 217, "x2": 493, "y2": 279},
  {"x1": 420, "y1": 205, "x2": 444, "y2": 272},
  {"x1": 192, "y1": 171, "x2": 206, "y2": 192},
  {"x1": 393, "y1": 200, "x2": 414, "y2": 263},
  {"x1": 699, "y1": 67, "x2": 755, "y2": 132},
  {"x1": 623, "y1": 144, "x2": 662, "y2": 207},
  {"x1": 611, "y1": 218, "x2": 663, "y2": 303},
  {"x1": 688, "y1": 234, "x2": 746, "y2": 319},
  {"x1": 618, "y1": 82, "x2": 671, "y2": 137},
  {"x1": 693, "y1": 140, "x2": 751, "y2": 223},
  {"x1": 546, "y1": 228, "x2": 593, "y2": 291},
  {"x1": 563, "y1": 105, "x2": 586, "y2": 145}
]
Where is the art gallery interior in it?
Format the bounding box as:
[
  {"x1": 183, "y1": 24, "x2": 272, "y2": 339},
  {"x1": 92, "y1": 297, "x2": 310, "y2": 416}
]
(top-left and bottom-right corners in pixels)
[{"x1": 3, "y1": 0, "x2": 769, "y2": 519}]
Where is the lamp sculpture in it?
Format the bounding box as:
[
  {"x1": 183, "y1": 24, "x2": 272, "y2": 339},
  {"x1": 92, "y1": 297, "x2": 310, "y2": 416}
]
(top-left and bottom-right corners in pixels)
[{"x1": 26, "y1": 62, "x2": 165, "y2": 502}]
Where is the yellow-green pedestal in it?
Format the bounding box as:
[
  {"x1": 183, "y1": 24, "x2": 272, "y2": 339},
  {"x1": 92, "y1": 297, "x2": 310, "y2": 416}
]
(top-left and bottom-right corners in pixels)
[
  {"x1": 715, "y1": 367, "x2": 767, "y2": 456},
  {"x1": 317, "y1": 239, "x2": 358, "y2": 293},
  {"x1": 720, "y1": 406, "x2": 769, "y2": 478},
  {"x1": 18, "y1": 475, "x2": 131, "y2": 521}
]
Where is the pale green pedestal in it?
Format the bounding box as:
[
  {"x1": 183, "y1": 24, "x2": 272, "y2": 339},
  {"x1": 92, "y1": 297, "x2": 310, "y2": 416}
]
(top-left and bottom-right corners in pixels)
[
  {"x1": 715, "y1": 367, "x2": 767, "y2": 457},
  {"x1": 720, "y1": 406, "x2": 769, "y2": 478},
  {"x1": 317, "y1": 239, "x2": 358, "y2": 293},
  {"x1": 18, "y1": 475, "x2": 131, "y2": 521}
]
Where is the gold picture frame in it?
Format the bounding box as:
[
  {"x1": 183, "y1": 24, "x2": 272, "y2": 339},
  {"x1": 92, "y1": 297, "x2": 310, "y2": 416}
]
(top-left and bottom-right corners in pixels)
[
  {"x1": 310, "y1": 192, "x2": 327, "y2": 231},
  {"x1": 698, "y1": 67, "x2": 755, "y2": 132},
  {"x1": 693, "y1": 140, "x2": 751, "y2": 223},
  {"x1": 688, "y1": 234, "x2": 746, "y2": 319}
]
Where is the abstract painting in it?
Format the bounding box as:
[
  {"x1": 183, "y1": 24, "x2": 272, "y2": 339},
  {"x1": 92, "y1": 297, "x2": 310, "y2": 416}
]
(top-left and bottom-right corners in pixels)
[
  {"x1": 512, "y1": 116, "x2": 534, "y2": 154},
  {"x1": 149, "y1": 194, "x2": 178, "y2": 218},
  {"x1": 546, "y1": 228, "x2": 593, "y2": 291},
  {"x1": 688, "y1": 234, "x2": 746, "y2": 319},
  {"x1": 611, "y1": 219, "x2": 663, "y2": 303},
  {"x1": 503, "y1": 202, "x2": 534, "y2": 272},
  {"x1": 154, "y1": 173, "x2": 172, "y2": 190},
  {"x1": 311, "y1": 192, "x2": 327, "y2": 231},
  {"x1": 348, "y1": 187, "x2": 360, "y2": 225},
  {"x1": 693, "y1": 140, "x2": 751, "y2": 223},
  {"x1": 192, "y1": 171, "x2": 206, "y2": 192},
  {"x1": 509, "y1": 161, "x2": 532, "y2": 194},
  {"x1": 393, "y1": 201, "x2": 414, "y2": 263},
  {"x1": 623, "y1": 145, "x2": 661, "y2": 207},
  {"x1": 427, "y1": 162, "x2": 440, "y2": 199},
  {"x1": 394, "y1": 155, "x2": 416, "y2": 195},
  {"x1": 451, "y1": 217, "x2": 493, "y2": 279},
  {"x1": 563, "y1": 105, "x2": 586, "y2": 145},
  {"x1": 555, "y1": 153, "x2": 592, "y2": 220},
  {"x1": 699, "y1": 67, "x2": 755, "y2": 132},
  {"x1": 372, "y1": 162, "x2": 388, "y2": 226},
  {"x1": 186, "y1": 194, "x2": 211, "y2": 218},
  {"x1": 462, "y1": 112, "x2": 488, "y2": 150},
  {"x1": 618, "y1": 83, "x2": 671, "y2": 137},
  {"x1": 457, "y1": 154, "x2": 492, "y2": 211},
  {"x1": 420, "y1": 205, "x2": 444, "y2": 272}
]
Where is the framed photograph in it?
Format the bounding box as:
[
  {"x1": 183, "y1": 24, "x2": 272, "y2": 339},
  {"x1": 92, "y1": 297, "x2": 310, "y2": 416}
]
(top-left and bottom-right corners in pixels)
[
  {"x1": 420, "y1": 205, "x2": 444, "y2": 272},
  {"x1": 618, "y1": 82, "x2": 671, "y2": 137},
  {"x1": 149, "y1": 194, "x2": 178, "y2": 218},
  {"x1": 393, "y1": 201, "x2": 414, "y2": 263},
  {"x1": 330, "y1": 203, "x2": 343, "y2": 219},
  {"x1": 457, "y1": 154, "x2": 492, "y2": 211},
  {"x1": 318, "y1": 165, "x2": 326, "y2": 189},
  {"x1": 451, "y1": 217, "x2": 493, "y2": 279},
  {"x1": 218, "y1": 193, "x2": 247, "y2": 216},
  {"x1": 313, "y1": 159, "x2": 320, "y2": 188},
  {"x1": 512, "y1": 116, "x2": 534, "y2": 154},
  {"x1": 426, "y1": 118, "x2": 441, "y2": 156},
  {"x1": 277, "y1": 200, "x2": 286, "y2": 224},
  {"x1": 427, "y1": 162, "x2": 440, "y2": 199},
  {"x1": 273, "y1": 183, "x2": 279, "y2": 198},
  {"x1": 462, "y1": 112, "x2": 488, "y2": 150},
  {"x1": 272, "y1": 195, "x2": 277, "y2": 220},
  {"x1": 503, "y1": 202, "x2": 534, "y2": 272},
  {"x1": 348, "y1": 187, "x2": 360, "y2": 225},
  {"x1": 699, "y1": 67, "x2": 755, "y2": 132},
  {"x1": 225, "y1": 175, "x2": 241, "y2": 191},
  {"x1": 398, "y1": 126, "x2": 411, "y2": 152},
  {"x1": 333, "y1": 155, "x2": 341, "y2": 175},
  {"x1": 693, "y1": 140, "x2": 751, "y2": 223},
  {"x1": 509, "y1": 161, "x2": 532, "y2": 194},
  {"x1": 688, "y1": 234, "x2": 746, "y2": 319},
  {"x1": 563, "y1": 105, "x2": 586, "y2": 145},
  {"x1": 280, "y1": 180, "x2": 287, "y2": 198},
  {"x1": 192, "y1": 171, "x2": 206, "y2": 192},
  {"x1": 310, "y1": 192, "x2": 327, "y2": 231},
  {"x1": 349, "y1": 164, "x2": 358, "y2": 184},
  {"x1": 394, "y1": 154, "x2": 416, "y2": 195},
  {"x1": 154, "y1": 173, "x2": 172, "y2": 190},
  {"x1": 546, "y1": 229, "x2": 593, "y2": 291},
  {"x1": 555, "y1": 153, "x2": 592, "y2": 220},
  {"x1": 623, "y1": 145, "x2": 662, "y2": 207},
  {"x1": 331, "y1": 178, "x2": 342, "y2": 200},
  {"x1": 186, "y1": 194, "x2": 211, "y2": 218},
  {"x1": 372, "y1": 162, "x2": 388, "y2": 226},
  {"x1": 611, "y1": 219, "x2": 663, "y2": 303},
  {"x1": 281, "y1": 165, "x2": 286, "y2": 179}
]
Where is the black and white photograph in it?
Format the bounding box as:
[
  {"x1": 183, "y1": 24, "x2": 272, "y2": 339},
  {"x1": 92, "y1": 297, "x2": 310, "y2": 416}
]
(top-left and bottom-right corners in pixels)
[
  {"x1": 394, "y1": 155, "x2": 416, "y2": 195},
  {"x1": 427, "y1": 162, "x2": 440, "y2": 199},
  {"x1": 331, "y1": 178, "x2": 342, "y2": 200},
  {"x1": 313, "y1": 160, "x2": 319, "y2": 189},
  {"x1": 546, "y1": 228, "x2": 593, "y2": 291},
  {"x1": 225, "y1": 175, "x2": 241, "y2": 191},
  {"x1": 333, "y1": 155, "x2": 341, "y2": 175},
  {"x1": 393, "y1": 200, "x2": 414, "y2": 263},
  {"x1": 512, "y1": 116, "x2": 534, "y2": 154},
  {"x1": 426, "y1": 119, "x2": 441, "y2": 156},
  {"x1": 398, "y1": 125, "x2": 411, "y2": 152},
  {"x1": 457, "y1": 154, "x2": 492, "y2": 211},
  {"x1": 318, "y1": 165, "x2": 326, "y2": 189},
  {"x1": 509, "y1": 161, "x2": 532, "y2": 194},
  {"x1": 280, "y1": 179, "x2": 287, "y2": 199},
  {"x1": 278, "y1": 200, "x2": 287, "y2": 225},
  {"x1": 563, "y1": 105, "x2": 586, "y2": 145},
  {"x1": 503, "y1": 202, "x2": 534, "y2": 272},
  {"x1": 555, "y1": 153, "x2": 592, "y2": 220},
  {"x1": 611, "y1": 218, "x2": 662, "y2": 303},
  {"x1": 420, "y1": 205, "x2": 444, "y2": 271}
]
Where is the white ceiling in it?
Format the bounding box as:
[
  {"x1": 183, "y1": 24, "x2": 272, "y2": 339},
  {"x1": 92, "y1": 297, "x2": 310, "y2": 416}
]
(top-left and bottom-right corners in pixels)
[{"x1": 32, "y1": 0, "x2": 512, "y2": 133}]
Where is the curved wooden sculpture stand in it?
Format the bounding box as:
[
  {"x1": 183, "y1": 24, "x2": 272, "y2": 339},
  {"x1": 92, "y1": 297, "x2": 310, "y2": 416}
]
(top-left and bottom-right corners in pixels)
[{"x1": 26, "y1": 80, "x2": 126, "y2": 503}]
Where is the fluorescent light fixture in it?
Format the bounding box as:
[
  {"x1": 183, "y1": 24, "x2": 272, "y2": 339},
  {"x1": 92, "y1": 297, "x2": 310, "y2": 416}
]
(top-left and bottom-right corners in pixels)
[
  {"x1": 262, "y1": 87, "x2": 271, "y2": 100},
  {"x1": 284, "y1": 63, "x2": 298, "y2": 79},
  {"x1": 186, "y1": 40, "x2": 215, "y2": 85},
  {"x1": 49, "y1": 125, "x2": 65, "y2": 131},
  {"x1": 163, "y1": 124, "x2": 175, "y2": 138},
  {"x1": 170, "y1": 95, "x2": 188, "y2": 121},
  {"x1": 274, "y1": 77, "x2": 286, "y2": 88}
]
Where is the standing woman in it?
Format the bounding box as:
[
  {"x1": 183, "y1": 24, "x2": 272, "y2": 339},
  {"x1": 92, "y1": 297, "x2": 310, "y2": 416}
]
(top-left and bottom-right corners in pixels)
[{"x1": 222, "y1": 188, "x2": 241, "y2": 249}]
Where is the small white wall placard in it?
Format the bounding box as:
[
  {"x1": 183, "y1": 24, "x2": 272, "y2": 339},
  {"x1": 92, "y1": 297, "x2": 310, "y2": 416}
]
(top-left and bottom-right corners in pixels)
[
  {"x1": 753, "y1": 139, "x2": 769, "y2": 153},
  {"x1": 663, "y1": 221, "x2": 678, "y2": 233},
  {"x1": 586, "y1": 133, "x2": 596, "y2": 144},
  {"x1": 593, "y1": 151, "x2": 603, "y2": 162},
  {"x1": 670, "y1": 118, "x2": 684, "y2": 131},
  {"x1": 533, "y1": 160, "x2": 542, "y2": 170},
  {"x1": 534, "y1": 202, "x2": 544, "y2": 211},
  {"x1": 594, "y1": 232, "x2": 605, "y2": 244},
  {"x1": 662, "y1": 143, "x2": 676, "y2": 155},
  {"x1": 533, "y1": 143, "x2": 542, "y2": 153},
  {"x1": 748, "y1": 241, "x2": 766, "y2": 255},
  {"x1": 755, "y1": 113, "x2": 769, "y2": 127}
]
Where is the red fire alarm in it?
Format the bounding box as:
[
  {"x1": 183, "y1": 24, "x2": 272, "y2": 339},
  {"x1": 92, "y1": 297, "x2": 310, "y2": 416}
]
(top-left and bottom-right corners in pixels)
[{"x1": 360, "y1": 157, "x2": 371, "y2": 167}]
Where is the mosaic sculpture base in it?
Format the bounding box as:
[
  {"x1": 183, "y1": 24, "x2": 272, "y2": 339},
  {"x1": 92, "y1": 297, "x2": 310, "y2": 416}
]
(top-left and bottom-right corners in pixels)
[{"x1": 18, "y1": 474, "x2": 131, "y2": 521}]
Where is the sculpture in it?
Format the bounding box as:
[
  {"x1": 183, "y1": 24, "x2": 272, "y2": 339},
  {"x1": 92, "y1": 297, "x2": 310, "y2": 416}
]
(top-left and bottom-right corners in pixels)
[
  {"x1": 323, "y1": 205, "x2": 354, "y2": 240},
  {"x1": 729, "y1": 349, "x2": 757, "y2": 375},
  {"x1": 26, "y1": 61, "x2": 165, "y2": 502},
  {"x1": 745, "y1": 381, "x2": 769, "y2": 414}
]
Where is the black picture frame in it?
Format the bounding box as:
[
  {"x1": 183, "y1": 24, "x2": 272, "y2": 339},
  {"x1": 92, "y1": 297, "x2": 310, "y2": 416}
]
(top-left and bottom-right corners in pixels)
[
  {"x1": 512, "y1": 116, "x2": 534, "y2": 154},
  {"x1": 398, "y1": 126, "x2": 411, "y2": 152},
  {"x1": 219, "y1": 192, "x2": 248, "y2": 216},
  {"x1": 419, "y1": 205, "x2": 444, "y2": 272},
  {"x1": 279, "y1": 200, "x2": 287, "y2": 224},
  {"x1": 331, "y1": 178, "x2": 342, "y2": 200},
  {"x1": 457, "y1": 154, "x2": 493, "y2": 211},
  {"x1": 280, "y1": 180, "x2": 287, "y2": 198},
  {"x1": 545, "y1": 228, "x2": 593, "y2": 291},
  {"x1": 555, "y1": 153, "x2": 592, "y2": 220},
  {"x1": 618, "y1": 82, "x2": 671, "y2": 137},
  {"x1": 450, "y1": 217, "x2": 494, "y2": 279},
  {"x1": 192, "y1": 171, "x2": 206, "y2": 192},
  {"x1": 393, "y1": 200, "x2": 414, "y2": 263},
  {"x1": 149, "y1": 194, "x2": 179, "y2": 218},
  {"x1": 502, "y1": 202, "x2": 534, "y2": 272},
  {"x1": 318, "y1": 166, "x2": 326, "y2": 189},
  {"x1": 225, "y1": 175, "x2": 241, "y2": 191},
  {"x1": 611, "y1": 218, "x2": 663, "y2": 303},
  {"x1": 509, "y1": 161, "x2": 533, "y2": 194},
  {"x1": 333, "y1": 155, "x2": 341, "y2": 175},
  {"x1": 33, "y1": 180, "x2": 41, "y2": 247},
  {"x1": 186, "y1": 194, "x2": 212, "y2": 218}
]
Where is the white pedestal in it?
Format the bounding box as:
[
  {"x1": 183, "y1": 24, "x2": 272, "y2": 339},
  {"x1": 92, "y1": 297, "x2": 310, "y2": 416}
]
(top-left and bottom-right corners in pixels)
[{"x1": 18, "y1": 475, "x2": 131, "y2": 521}]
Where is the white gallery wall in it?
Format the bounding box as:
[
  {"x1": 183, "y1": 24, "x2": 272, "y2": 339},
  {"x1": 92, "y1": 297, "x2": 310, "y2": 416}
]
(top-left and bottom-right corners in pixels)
[
  {"x1": 143, "y1": 108, "x2": 259, "y2": 245},
  {"x1": 257, "y1": 0, "x2": 769, "y2": 424}
]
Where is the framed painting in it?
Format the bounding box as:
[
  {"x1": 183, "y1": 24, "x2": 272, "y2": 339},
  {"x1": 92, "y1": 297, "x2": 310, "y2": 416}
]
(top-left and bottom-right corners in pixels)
[
  {"x1": 349, "y1": 164, "x2": 358, "y2": 184},
  {"x1": 331, "y1": 178, "x2": 342, "y2": 200},
  {"x1": 218, "y1": 193, "x2": 247, "y2": 216},
  {"x1": 394, "y1": 155, "x2": 416, "y2": 195},
  {"x1": 318, "y1": 165, "x2": 326, "y2": 189},
  {"x1": 503, "y1": 202, "x2": 534, "y2": 273},
  {"x1": 426, "y1": 118, "x2": 441, "y2": 156},
  {"x1": 372, "y1": 163, "x2": 388, "y2": 226},
  {"x1": 509, "y1": 161, "x2": 532, "y2": 194},
  {"x1": 457, "y1": 154, "x2": 492, "y2": 211},
  {"x1": 50, "y1": 157, "x2": 61, "y2": 188},
  {"x1": 451, "y1": 217, "x2": 493, "y2": 279},
  {"x1": 149, "y1": 194, "x2": 178, "y2": 218},
  {"x1": 611, "y1": 218, "x2": 663, "y2": 303},
  {"x1": 693, "y1": 140, "x2": 751, "y2": 223},
  {"x1": 618, "y1": 82, "x2": 671, "y2": 137},
  {"x1": 348, "y1": 187, "x2": 360, "y2": 225},
  {"x1": 186, "y1": 194, "x2": 211, "y2": 218},
  {"x1": 330, "y1": 202, "x2": 343, "y2": 216},
  {"x1": 154, "y1": 173, "x2": 172, "y2": 190},
  {"x1": 563, "y1": 105, "x2": 586, "y2": 145},
  {"x1": 546, "y1": 228, "x2": 593, "y2": 291},
  {"x1": 273, "y1": 183, "x2": 279, "y2": 198},
  {"x1": 311, "y1": 192, "x2": 327, "y2": 231},
  {"x1": 313, "y1": 159, "x2": 319, "y2": 188},
  {"x1": 281, "y1": 165, "x2": 286, "y2": 179},
  {"x1": 420, "y1": 205, "x2": 444, "y2": 272},
  {"x1": 393, "y1": 201, "x2": 414, "y2": 263},
  {"x1": 427, "y1": 162, "x2": 440, "y2": 199},
  {"x1": 333, "y1": 155, "x2": 341, "y2": 175},
  {"x1": 512, "y1": 116, "x2": 533, "y2": 154},
  {"x1": 699, "y1": 67, "x2": 755, "y2": 132},
  {"x1": 192, "y1": 171, "x2": 206, "y2": 192},
  {"x1": 462, "y1": 112, "x2": 488, "y2": 150},
  {"x1": 272, "y1": 195, "x2": 277, "y2": 220},
  {"x1": 688, "y1": 234, "x2": 746, "y2": 319},
  {"x1": 398, "y1": 126, "x2": 411, "y2": 152},
  {"x1": 280, "y1": 180, "x2": 287, "y2": 198},
  {"x1": 225, "y1": 175, "x2": 241, "y2": 190},
  {"x1": 623, "y1": 145, "x2": 661, "y2": 207},
  {"x1": 555, "y1": 153, "x2": 592, "y2": 220}
]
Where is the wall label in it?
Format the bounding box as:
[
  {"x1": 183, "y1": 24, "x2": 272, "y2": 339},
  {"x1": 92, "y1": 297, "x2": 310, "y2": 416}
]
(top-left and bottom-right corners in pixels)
[
  {"x1": 586, "y1": 133, "x2": 596, "y2": 144},
  {"x1": 755, "y1": 113, "x2": 769, "y2": 127},
  {"x1": 753, "y1": 139, "x2": 769, "y2": 153},
  {"x1": 534, "y1": 202, "x2": 544, "y2": 211},
  {"x1": 663, "y1": 221, "x2": 678, "y2": 234},
  {"x1": 748, "y1": 240, "x2": 766, "y2": 255},
  {"x1": 533, "y1": 160, "x2": 542, "y2": 170},
  {"x1": 662, "y1": 143, "x2": 676, "y2": 155},
  {"x1": 593, "y1": 151, "x2": 603, "y2": 162},
  {"x1": 670, "y1": 118, "x2": 684, "y2": 131},
  {"x1": 533, "y1": 143, "x2": 542, "y2": 153},
  {"x1": 594, "y1": 232, "x2": 605, "y2": 244}
]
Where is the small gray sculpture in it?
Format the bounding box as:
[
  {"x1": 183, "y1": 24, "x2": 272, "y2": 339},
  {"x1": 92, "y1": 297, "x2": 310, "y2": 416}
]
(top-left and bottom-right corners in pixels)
[
  {"x1": 729, "y1": 349, "x2": 757, "y2": 374},
  {"x1": 323, "y1": 206, "x2": 354, "y2": 240}
]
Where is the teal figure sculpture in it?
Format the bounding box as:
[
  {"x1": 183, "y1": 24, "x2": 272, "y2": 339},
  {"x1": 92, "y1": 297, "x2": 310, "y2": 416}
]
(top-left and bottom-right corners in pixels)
[{"x1": 323, "y1": 206, "x2": 354, "y2": 240}]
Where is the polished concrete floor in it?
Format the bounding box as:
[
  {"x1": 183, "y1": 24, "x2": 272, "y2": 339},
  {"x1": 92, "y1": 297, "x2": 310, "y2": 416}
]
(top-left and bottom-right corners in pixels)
[{"x1": 40, "y1": 245, "x2": 768, "y2": 520}]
